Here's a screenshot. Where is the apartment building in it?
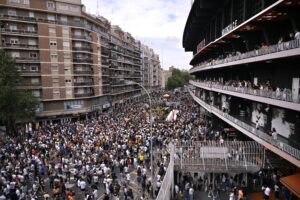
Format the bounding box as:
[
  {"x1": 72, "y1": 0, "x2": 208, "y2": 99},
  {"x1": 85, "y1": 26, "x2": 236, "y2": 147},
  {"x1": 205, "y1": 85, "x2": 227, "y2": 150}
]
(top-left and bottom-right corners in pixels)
[
  {"x1": 0, "y1": 0, "x2": 162, "y2": 119},
  {"x1": 108, "y1": 25, "x2": 142, "y2": 106},
  {"x1": 183, "y1": 0, "x2": 300, "y2": 196},
  {"x1": 141, "y1": 44, "x2": 163, "y2": 89}
]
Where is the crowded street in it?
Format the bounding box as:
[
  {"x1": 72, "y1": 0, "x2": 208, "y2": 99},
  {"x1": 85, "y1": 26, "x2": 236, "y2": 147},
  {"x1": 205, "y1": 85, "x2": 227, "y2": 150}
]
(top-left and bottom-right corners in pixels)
[{"x1": 0, "y1": 89, "x2": 201, "y2": 200}]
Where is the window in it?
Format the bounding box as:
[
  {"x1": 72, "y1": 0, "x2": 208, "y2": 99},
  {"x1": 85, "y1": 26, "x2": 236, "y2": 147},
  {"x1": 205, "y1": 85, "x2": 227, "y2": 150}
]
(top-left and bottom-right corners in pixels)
[
  {"x1": 65, "y1": 79, "x2": 71, "y2": 83},
  {"x1": 74, "y1": 30, "x2": 81, "y2": 36},
  {"x1": 74, "y1": 18, "x2": 81, "y2": 23},
  {"x1": 51, "y1": 53, "x2": 58, "y2": 59},
  {"x1": 59, "y1": 3, "x2": 68, "y2": 11},
  {"x1": 11, "y1": 52, "x2": 20, "y2": 58},
  {"x1": 16, "y1": 65, "x2": 21, "y2": 71},
  {"x1": 10, "y1": 38, "x2": 19, "y2": 44},
  {"x1": 49, "y1": 27, "x2": 56, "y2": 34},
  {"x1": 62, "y1": 27, "x2": 69, "y2": 35},
  {"x1": 47, "y1": 1, "x2": 55, "y2": 9},
  {"x1": 28, "y1": 39, "x2": 36, "y2": 45},
  {"x1": 61, "y1": 16, "x2": 67, "y2": 22},
  {"x1": 52, "y1": 78, "x2": 59, "y2": 83},
  {"x1": 47, "y1": 14, "x2": 55, "y2": 21},
  {"x1": 64, "y1": 53, "x2": 70, "y2": 59},
  {"x1": 51, "y1": 65, "x2": 58, "y2": 71},
  {"x1": 31, "y1": 78, "x2": 39, "y2": 84},
  {"x1": 63, "y1": 40, "x2": 69, "y2": 47},
  {"x1": 75, "y1": 42, "x2": 82, "y2": 47},
  {"x1": 32, "y1": 91, "x2": 40, "y2": 97},
  {"x1": 27, "y1": 26, "x2": 35, "y2": 32},
  {"x1": 30, "y1": 65, "x2": 38, "y2": 71},
  {"x1": 24, "y1": 0, "x2": 30, "y2": 5},
  {"x1": 53, "y1": 91, "x2": 60, "y2": 97},
  {"x1": 70, "y1": 5, "x2": 79, "y2": 12},
  {"x1": 29, "y1": 12, "x2": 34, "y2": 18},
  {"x1": 50, "y1": 39, "x2": 57, "y2": 46},
  {"x1": 8, "y1": 10, "x2": 16, "y2": 16},
  {"x1": 9, "y1": 25, "x2": 17, "y2": 31},
  {"x1": 29, "y1": 52, "x2": 37, "y2": 58}
]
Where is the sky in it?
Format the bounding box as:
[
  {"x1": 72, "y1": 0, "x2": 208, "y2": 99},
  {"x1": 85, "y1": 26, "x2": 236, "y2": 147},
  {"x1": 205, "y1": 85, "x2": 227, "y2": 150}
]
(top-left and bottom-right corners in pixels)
[{"x1": 82, "y1": 0, "x2": 193, "y2": 70}]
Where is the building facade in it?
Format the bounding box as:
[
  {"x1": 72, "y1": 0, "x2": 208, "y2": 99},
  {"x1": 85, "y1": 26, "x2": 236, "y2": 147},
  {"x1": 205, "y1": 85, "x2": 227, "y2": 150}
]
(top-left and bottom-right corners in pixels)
[
  {"x1": 183, "y1": 0, "x2": 300, "y2": 192},
  {"x1": 0, "y1": 0, "x2": 161, "y2": 119},
  {"x1": 141, "y1": 44, "x2": 162, "y2": 89}
]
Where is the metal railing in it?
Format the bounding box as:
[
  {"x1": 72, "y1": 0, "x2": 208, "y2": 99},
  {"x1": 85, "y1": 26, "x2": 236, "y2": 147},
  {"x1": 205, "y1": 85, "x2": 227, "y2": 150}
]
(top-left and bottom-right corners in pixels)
[
  {"x1": 72, "y1": 46, "x2": 93, "y2": 52},
  {"x1": 173, "y1": 141, "x2": 264, "y2": 173},
  {"x1": 190, "y1": 80, "x2": 300, "y2": 104},
  {"x1": 2, "y1": 43, "x2": 39, "y2": 49},
  {"x1": 73, "y1": 58, "x2": 93, "y2": 63},
  {"x1": 73, "y1": 70, "x2": 93, "y2": 75},
  {"x1": 1, "y1": 28, "x2": 38, "y2": 35},
  {"x1": 191, "y1": 39, "x2": 300, "y2": 73},
  {"x1": 156, "y1": 143, "x2": 174, "y2": 200},
  {"x1": 74, "y1": 93, "x2": 94, "y2": 98},
  {"x1": 189, "y1": 90, "x2": 300, "y2": 161}
]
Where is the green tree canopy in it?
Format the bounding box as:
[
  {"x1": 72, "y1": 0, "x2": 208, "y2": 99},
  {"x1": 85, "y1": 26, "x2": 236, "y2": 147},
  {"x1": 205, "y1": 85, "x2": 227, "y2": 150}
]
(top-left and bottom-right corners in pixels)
[
  {"x1": 0, "y1": 49, "x2": 39, "y2": 136},
  {"x1": 166, "y1": 67, "x2": 193, "y2": 89}
]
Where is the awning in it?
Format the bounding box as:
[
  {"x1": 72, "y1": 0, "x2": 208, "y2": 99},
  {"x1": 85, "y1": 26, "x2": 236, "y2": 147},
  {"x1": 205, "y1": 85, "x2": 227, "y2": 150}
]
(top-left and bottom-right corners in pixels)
[{"x1": 280, "y1": 173, "x2": 300, "y2": 198}]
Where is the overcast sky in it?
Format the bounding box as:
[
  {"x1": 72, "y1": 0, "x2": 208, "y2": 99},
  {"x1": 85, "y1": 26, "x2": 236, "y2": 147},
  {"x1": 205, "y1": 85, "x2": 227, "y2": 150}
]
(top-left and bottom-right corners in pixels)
[{"x1": 82, "y1": 0, "x2": 193, "y2": 70}]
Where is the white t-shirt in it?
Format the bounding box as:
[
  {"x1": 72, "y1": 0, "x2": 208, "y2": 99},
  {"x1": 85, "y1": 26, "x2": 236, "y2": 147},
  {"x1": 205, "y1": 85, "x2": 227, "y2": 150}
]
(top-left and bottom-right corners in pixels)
[
  {"x1": 264, "y1": 187, "x2": 271, "y2": 196},
  {"x1": 80, "y1": 181, "x2": 87, "y2": 190}
]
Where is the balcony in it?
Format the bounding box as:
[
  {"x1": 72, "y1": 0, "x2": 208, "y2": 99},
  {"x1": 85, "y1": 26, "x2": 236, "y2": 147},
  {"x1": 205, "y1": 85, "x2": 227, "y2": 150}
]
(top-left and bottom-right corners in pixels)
[
  {"x1": 73, "y1": 70, "x2": 93, "y2": 75},
  {"x1": 20, "y1": 71, "x2": 40, "y2": 76},
  {"x1": 190, "y1": 80, "x2": 300, "y2": 111},
  {"x1": 73, "y1": 58, "x2": 93, "y2": 64},
  {"x1": 74, "y1": 93, "x2": 94, "y2": 98},
  {"x1": 74, "y1": 81, "x2": 93, "y2": 86},
  {"x1": 190, "y1": 39, "x2": 300, "y2": 73},
  {"x1": 72, "y1": 35, "x2": 92, "y2": 41},
  {"x1": 72, "y1": 46, "x2": 93, "y2": 52},
  {"x1": 2, "y1": 43, "x2": 39, "y2": 50},
  {"x1": 1, "y1": 28, "x2": 38, "y2": 36},
  {"x1": 189, "y1": 90, "x2": 300, "y2": 167},
  {"x1": 15, "y1": 57, "x2": 39, "y2": 63}
]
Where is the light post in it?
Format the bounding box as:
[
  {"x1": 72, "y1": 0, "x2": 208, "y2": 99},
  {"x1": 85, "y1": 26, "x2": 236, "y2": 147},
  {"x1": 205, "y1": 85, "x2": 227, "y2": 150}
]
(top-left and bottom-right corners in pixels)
[{"x1": 124, "y1": 80, "x2": 154, "y2": 198}]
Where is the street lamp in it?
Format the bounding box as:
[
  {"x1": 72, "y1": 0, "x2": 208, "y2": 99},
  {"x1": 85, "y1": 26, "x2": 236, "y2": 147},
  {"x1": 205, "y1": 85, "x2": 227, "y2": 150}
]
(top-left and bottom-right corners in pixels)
[{"x1": 124, "y1": 80, "x2": 154, "y2": 198}]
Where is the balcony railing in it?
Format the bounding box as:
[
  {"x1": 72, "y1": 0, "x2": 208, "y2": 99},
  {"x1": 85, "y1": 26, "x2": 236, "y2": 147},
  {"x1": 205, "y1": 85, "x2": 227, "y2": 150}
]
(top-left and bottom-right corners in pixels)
[
  {"x1": 74, "y1": 81, "x2": 93, "y2": 86},
  {"x1": 190, "y1": 80, "x2": 300, "y2": 104},
  {"x1": 72, "y1": 35, "x2": 92, "y2": 41},
  {"x1": 1, "y1": 28, "x2": 38, "y2": 35},
  {"x1": 2, "y1": 43, "x2": 39, "y2": 49},
  {"x1": 73, "y1": 58, "x2": 93, "y2": 63},
  {"x1": 73, "y1": 70, "x2": 93, "y2": 75},
  {"x1": 189, "y1": 90, "x2": 300, "y2": 162},
  {"x1": 72, "y1": 46, "x2": 93, "y2": 52},
  {"x1": 15, "y1": 57, "x2": 39, "y2": 62},
  {"x1": 74, "y1": 93, "x2": 94, "y2": 98},
  {"x1": 0, "y1": 14, "x2": 106, "y2": 39},
  {"x1": 191, "y1": 39, "x2": 300, "y2": 72}
]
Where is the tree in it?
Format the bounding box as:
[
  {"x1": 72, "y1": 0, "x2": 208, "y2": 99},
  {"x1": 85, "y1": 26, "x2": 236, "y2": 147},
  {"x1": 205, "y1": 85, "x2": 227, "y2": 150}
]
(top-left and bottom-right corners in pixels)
[
  {"x1": 166, "y1": 67, "x2": 193, "y2": 89},
  {"x1": 0, "y1": 49, "x2": 38, "y2": 136}
]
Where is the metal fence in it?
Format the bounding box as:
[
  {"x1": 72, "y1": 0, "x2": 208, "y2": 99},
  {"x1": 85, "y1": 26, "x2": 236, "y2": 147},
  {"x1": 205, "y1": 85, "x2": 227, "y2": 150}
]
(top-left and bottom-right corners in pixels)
[
  {"x1": 190, "y1": 80, "x2": 300, "y2": 104},
  {"x1": 191, "y1": 39, "x2": 300, "y2": 73},
  {"x1": 156, "y1": 143, "x2": 175, "y2": 200},
  {"x1": 189, "y1": 90, "x2": 300, "y2": 161},
  {"x1": 173, "y1": 140, "x2": 264, "y2": 173}
]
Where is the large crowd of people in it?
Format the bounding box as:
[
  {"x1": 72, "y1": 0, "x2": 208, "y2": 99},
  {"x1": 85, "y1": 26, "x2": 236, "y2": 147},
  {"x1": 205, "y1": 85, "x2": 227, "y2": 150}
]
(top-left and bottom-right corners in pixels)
[{"x1": 0, "y1": 88, "x2": 294, "y2": 200}]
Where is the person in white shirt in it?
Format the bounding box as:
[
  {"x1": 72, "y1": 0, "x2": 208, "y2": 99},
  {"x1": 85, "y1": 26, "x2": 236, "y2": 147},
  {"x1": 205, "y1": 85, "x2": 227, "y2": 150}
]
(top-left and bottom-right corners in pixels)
[
  {"x1": 264, "y1": 186, "x2": 271, "y2": 200},
  {"x1": 92, "y1": 188, "x2": 98, "y2": 199},
  {"x1": 189, "y1": 186, "x2": 194, "y2": 200},
  {"x1": 80, "y1": 180, "x2": 87, "y2": 191}
]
